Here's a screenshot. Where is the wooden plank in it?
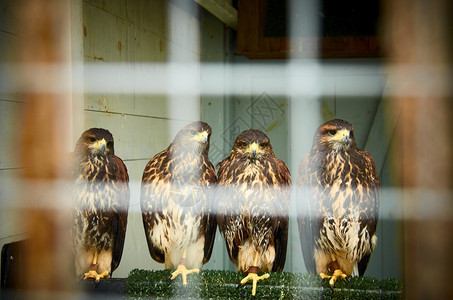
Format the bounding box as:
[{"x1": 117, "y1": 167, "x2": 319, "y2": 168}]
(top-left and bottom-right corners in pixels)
[
  {"x1": 0, "y1": 0, "x2": 26, "y2": 36},
  {"x1": 70, "y1": 0, "x2": 85, "y2": 143},
  {"x1": 85, "y1": 0, "x2": 128, "y2": 21},
  {"x1": 385, "y1": 0, "x2": 453, "y2": 297},
  {"x1": 129, "y1": 0, "x2": 168, "y2": 38},
  {"x1": 17, "y1": 0, "x2": 74, "y2": 293},
  {"x1": 0, "y1": 101, "x2": 25, "y2": 170},
  {"x1": 84, "y1": 92, "x2": 171, "y2": 121},
  {"x1": 83, "y1": 110, "x2": 185, "y2": 161},
  {"x1": 0, "y1": 169, "x2": 27, "y2": 240},
  {"x1": 133, "y1": 27, "x2": 167, "y2": 62},
  {"x1": 83, "y1": 2, "x2": 129, "y2": 62}
]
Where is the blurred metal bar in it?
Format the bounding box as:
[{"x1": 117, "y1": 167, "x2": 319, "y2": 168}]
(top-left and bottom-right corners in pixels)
[{"x1": 384, "y1": 0, "x2": 453, "y2": 298}]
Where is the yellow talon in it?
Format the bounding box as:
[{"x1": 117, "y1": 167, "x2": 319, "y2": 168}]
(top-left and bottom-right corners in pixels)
[
  {"x1": 240, "y1": 272, "x2": 270, "y2": 296},
  {"x1": 319, "y1": 269, "x2": 349, "y2": 288},
  {"x1": 170, "y1": 264, "x2": 200, "y2": 285},
  {"x1": 83, "y1": 269, "x2": 109, "y2": 282}
]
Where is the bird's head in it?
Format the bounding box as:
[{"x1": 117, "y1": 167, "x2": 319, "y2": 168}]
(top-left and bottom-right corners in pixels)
[
  {"x1": 232, "y1": 129, "x2": 275, "y2": 162},
  {"x1": 75, "y1": 128, "x2": 115, "y2": 159},
  {"x1": 315, "y1": 119, "x2": 356, "y2": 153},
  {"x1": 172, "y1": 121, "x2": 212, "y2": 154}
]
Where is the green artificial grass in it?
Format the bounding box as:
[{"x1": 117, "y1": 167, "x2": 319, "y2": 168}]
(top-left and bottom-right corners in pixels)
[{"x1": 126, "y1": 269, "x2": 402, "y2": 299}]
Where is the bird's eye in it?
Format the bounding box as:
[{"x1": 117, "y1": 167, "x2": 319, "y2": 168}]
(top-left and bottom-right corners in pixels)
[
  {"x1": 240, "y1": 142, "x2": 248, "y2": 147},
  {"x1": 107, "y1": 141, "x2": 113, "y2": 148},
  {"x1": 189, "y1": 130, "x2": 197, "y2": 135},
  {"x1": 89, "y1": 137, "x2": 96, "y2": 143},
  {"x1": 260, "y1": 142, "x2": 269, "y2": 148},
  {"x1": 328, "y1": 130, "x2": 336, "y2": 136}
]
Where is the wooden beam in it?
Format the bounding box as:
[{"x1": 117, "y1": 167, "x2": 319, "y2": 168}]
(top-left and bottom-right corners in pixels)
[
  {"x1": 194, "y1": 0, "x2": 237, "y2": 30},
  {"x1": 17, "y1": 0, "x2": 74, "y2": 294},
  {"x1": 384, "y1": 0, "x2": 453, "y2": 298}
]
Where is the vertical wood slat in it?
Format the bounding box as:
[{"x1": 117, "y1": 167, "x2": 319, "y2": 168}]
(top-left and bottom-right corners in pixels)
[
  {"x1": 17, "y1": 0, "x2": 74, "y2": 295},
  {"x1": 384, "y1": 0, "x2": 453, "y2": 298}
]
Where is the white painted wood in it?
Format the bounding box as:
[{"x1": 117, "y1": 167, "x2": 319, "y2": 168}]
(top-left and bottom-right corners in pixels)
[
  {"x1": 0, "y1": 170, "x2": 27, "y2": 242},
  {"x1": 86, "y1": 0, "x2": 128, "y2": 21},
  {"x1": 84, "y1": 110, "x2": 187, "y2": 160},
  {"x1": 83, "y1": 2, "x2": 130, "y2": 62},
  {"x1": 70, "y1": 0, "x2": 85, "y2": 144},
  {"x1": 0, "y1": 0, "x2": 28, "y2": 275},
  {"x1": 127, "y1": 0, "x2": 168, "y2": 38},
  {"x1": 0, "y1": 101, "x2": 24, "y2": 169}
]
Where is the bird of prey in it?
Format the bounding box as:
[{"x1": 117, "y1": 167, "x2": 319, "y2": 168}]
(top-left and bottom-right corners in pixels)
[
  {"x1": 216, "y1": 129, "x2": 292, "y2": 296},
  {"x1": 141, "y1": 121, "x2": 217, "y2": 285},
  {"x1": 73, "y1": 128, "x2": 129, "y2": 282},
  {"x1": 297, "y1": 119, "x2": 379, "y2": 288}
]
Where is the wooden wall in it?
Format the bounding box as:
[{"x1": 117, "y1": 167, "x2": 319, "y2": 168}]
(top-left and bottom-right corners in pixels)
[{"x1": 0, "y1": 0, "x2": 28, "y2": 256}]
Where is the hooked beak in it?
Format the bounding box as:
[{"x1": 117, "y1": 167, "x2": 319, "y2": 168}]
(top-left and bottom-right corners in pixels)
[
  {"x1": 342, "y1": 134, "x2": 350, "y2": 145},
  {"x1": 194, "y1": 131, "x2": 209, "y2": 144},
  {"x1": 90, "y1": 138, "x2": 107, "y2": 154},
  {"x1": 337, "y1": 129, "x2": 350, "y2": 145},
  {"x1": 246, "y1": 142, "x2": 262, "y2": 158}
]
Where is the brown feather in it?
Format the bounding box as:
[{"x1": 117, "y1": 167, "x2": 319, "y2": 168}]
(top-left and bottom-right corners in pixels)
[
  {"x1": 297, "y1": 119, "x2": 379, "y2": 277},
  {"x1": 72, "y1": 128, "x2": 129, "y2": 277},
  {"x1": 216, "y1": 129, "x2": 292, "y2": 273},
  {"x1": 141, "y1": 121, "x2": 217, "y2": 269}
]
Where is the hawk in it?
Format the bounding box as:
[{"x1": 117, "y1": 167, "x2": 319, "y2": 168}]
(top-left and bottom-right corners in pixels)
[
  {"x1": 73, "y1": 128, "x2": 129, "y2": 282},
  {"x1": 297, "y1": 119, "x2": 379, "y2": 288},
  {"x1": 216, "y1": 129, "x2": 292, "y2": 296},
  {"x1": 141, "y1": 121, "x2": 217, "y2": 285}
]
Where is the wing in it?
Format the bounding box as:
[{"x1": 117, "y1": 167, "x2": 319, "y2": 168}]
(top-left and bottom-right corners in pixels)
[
  {"x1": 275, "y1": 157, "x2": 292, "y2": 187},
  {"x1": 296, "y1": 153, "x2": 319, "y2": 274},
  {"x1": 202, "y1": 211, "x2": 217, "y2": 264},
  {"x1": 272, "y1": 215, "x2": 288, "y2": 272},
  {"x1": 358, "y1": 254, "x2": 371, "y2": 276},
  {"x1": 215, "y1": 156, "x2": 240, "y2": 265},
  {"x1": 202, "y1": 159, "x2": 218, "y2": 264},
  {"x1": 111, "y1": 155, "x2": 130, "y2": 273},
  {"x1": 271, "y1": 158, "x2": 292, "y2": 272},
  {"x1": 357, "y1": 150, "x2": 380, "y2": 275},
  {"x1": 360, "y1": 150, "x2": 380, "y2": 232},
  {"x1": 141, "y1": 150, "x2": 168, "y2": 263}
]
